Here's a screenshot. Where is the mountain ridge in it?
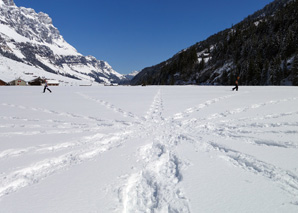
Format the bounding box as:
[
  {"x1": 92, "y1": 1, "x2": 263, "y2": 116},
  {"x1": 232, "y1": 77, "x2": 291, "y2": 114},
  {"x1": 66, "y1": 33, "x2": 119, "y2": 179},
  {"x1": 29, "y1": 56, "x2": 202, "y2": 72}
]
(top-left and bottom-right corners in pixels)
[
  {"x1": 0, "y1": 0, "x2": 125, "y2": 85},
  {"x1": 131, "y1": 0, "x2": 298, "y2": 86},
  {"x1": 1, "y1": 0, "x2": 15, "y2": 6}
]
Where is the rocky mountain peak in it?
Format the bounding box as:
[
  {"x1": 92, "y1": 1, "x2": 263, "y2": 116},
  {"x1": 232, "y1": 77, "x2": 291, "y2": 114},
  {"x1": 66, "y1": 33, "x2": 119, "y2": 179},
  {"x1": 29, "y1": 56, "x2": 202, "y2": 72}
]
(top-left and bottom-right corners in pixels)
[
  {"x1": 0, "y1": 0, "x2": 125, "y2": 84},
  {"x1": 1, "y1": 0, "x2": 15, "y2": 6}
]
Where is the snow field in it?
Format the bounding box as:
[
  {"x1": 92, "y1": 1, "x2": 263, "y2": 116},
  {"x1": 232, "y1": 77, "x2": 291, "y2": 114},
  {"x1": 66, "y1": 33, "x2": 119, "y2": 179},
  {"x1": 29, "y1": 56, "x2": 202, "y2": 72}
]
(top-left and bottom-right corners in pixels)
[{"x1": 0, "y1": 86, "x2": 298, "y2": 212}]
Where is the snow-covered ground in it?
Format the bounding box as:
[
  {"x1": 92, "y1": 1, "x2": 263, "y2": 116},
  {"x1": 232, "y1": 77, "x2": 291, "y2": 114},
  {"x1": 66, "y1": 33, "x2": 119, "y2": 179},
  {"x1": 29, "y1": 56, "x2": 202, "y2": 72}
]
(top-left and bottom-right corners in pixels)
[{"x1": 0, "y1": 85, "x2": 298, "y2": 213}]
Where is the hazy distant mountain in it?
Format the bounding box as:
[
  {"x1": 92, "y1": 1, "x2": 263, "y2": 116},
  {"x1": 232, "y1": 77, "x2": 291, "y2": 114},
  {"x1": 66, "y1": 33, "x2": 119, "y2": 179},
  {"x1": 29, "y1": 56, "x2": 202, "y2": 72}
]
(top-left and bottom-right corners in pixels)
[
  {"x1": 0, "y1": 0, "x2": 125, "y2": 84},
  {"x1": 125, "y1": 71, "x2": 140, "y2": 80},
  {"x1": 131, "y1": 0, "x2": 298, "y2": 86}
]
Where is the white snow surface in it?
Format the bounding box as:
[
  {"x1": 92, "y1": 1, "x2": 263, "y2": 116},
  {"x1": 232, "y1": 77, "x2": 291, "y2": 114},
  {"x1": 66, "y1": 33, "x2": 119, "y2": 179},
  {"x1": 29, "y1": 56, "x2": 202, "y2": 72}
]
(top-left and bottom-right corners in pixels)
[{"x1": 0, "y1": 86, "x2": 298, "y2": 213}]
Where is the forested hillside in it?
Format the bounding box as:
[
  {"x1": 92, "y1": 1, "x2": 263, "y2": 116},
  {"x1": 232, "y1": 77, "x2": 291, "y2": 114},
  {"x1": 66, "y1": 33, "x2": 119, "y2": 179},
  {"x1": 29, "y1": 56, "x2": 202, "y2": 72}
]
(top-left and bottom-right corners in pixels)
[{"x1": 131, "y1": 0, "x2": 298, "y2": 86}]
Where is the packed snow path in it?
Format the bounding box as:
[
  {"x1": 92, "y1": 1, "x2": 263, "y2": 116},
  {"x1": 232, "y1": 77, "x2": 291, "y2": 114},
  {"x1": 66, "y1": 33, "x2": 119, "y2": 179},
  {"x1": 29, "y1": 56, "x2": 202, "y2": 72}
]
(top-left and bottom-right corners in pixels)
[{"x1": 0, "y1": 86, "x2": 298, "y2": 212}]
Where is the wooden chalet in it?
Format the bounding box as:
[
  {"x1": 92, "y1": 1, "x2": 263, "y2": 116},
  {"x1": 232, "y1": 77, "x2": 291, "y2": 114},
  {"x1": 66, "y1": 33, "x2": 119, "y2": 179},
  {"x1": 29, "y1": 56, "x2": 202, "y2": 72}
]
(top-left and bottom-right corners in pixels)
[
  {"x1": 28, "y1": 77, "x2": 44, "y2": 86},
  {"x1": 9, "y1": 78, "x2": 27, "y2": 86},
  {"x1": 46, "y1": 80, "x2": 59, "y2": 86},
  {"x1": 0, "y1": 79, "x2": 7, "y2": 86}
]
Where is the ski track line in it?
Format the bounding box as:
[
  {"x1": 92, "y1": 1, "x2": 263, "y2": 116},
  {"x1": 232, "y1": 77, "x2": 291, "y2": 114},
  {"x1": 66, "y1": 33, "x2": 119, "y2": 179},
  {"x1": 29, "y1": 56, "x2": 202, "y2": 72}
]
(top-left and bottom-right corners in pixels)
[
  {"x1": 209, "y1": 141, "x2": 298, "y2": 197},
  {"x1": 166, "y1": 93, "x2": 298, "y2": 199},
  {"x1": 0, "y1": 136, "x2": 87, "y2": 160},
  {"x1": 183, "y1": 132, "x2": 298, "y2": 198},
  {"x1": 0, "y1": 116, "x2": 39, "y2": 123},
  {"x1": 0, "y1": 106, "x2": 134, "y2": 159},
  {"x1": 178, "y1": 110, "x2": 298, "y2": 135},
  {"x1": 2, "y1": 90, "x2": 296, "y2": 210},
  {"x1": 76, "y1": 92, "x2": 144, "y2": 122},
  {"x1": 204, "y1": 110, "x2": 298, "y2": 131},
  {"x1": 121, "y1": 91, "x2": 298, "y2": 211},
  {"x1": 144, "y1": 89, "x2": 165, "y2": 122},
  {"x1": 0, "y1": 120, "x2": 113, "y2": 138},
  {"x1": 0, "y1": 128, "x2": 91, "y2": 137},
  {"x1": 193, "y1": 121, "x2": 298, "y2": 149},
  {"x1": 0, "y1": 119, "x2": 136, "y2": 160},
  {"x1": 119, "y1": 90, "x2": 298, "y2": 210},
  {"x1": 236, "y1": 111, "x2": 298, "y2": 123},
  {"x1": 207, "y1": 97, "x2": 298, "y2": 121},
  {"x1": 0, "y1": 119, "x2": 121, "y2": 137},
  {"x1": 170, "y1": 94, "x2": 236, "y2": 121},
  {"x1": 0, "y1": 90, "x2": 147, "y2": 197},
  {"x1": 0, "y1": 91, "x2": 150, "y2": 197},
  {"x1": 192, "y1": 124, "x2": 297, "y2": 149},
  {"x1": 220, "y1": 131, "x2": 298, "y2": 149},
  {"x1": 1, "y1": 102, "x2": 124, "y2": 127},
  {"x1": 119, "y1": 89, "x2": 191, "y2": 212},
  {"x1": 0, "y1": 114, "x2": 129, "y2": 131},
  {"x1": 120, "y1": 141, "x2": 190, "y2": 213},
  {"x1": 221, "y1": 119, "x2": 298, "y2": 130},
  {"x1": 176, "y1": 99, "x2": 298, "y2": 149},
  {"x1": 0, "y1": 130, "x2": 134, "y2": 198}
]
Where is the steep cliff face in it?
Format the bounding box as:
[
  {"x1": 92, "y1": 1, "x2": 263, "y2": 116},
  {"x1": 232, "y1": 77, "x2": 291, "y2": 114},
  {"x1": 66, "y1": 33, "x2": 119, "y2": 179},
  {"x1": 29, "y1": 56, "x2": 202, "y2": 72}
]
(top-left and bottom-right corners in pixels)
[
  {"x1": 0, "y1": 0, "x2": 125, "y2": 84},
  {"x1": 1, "y1": 0, "x2": 15, "y2": 6}
]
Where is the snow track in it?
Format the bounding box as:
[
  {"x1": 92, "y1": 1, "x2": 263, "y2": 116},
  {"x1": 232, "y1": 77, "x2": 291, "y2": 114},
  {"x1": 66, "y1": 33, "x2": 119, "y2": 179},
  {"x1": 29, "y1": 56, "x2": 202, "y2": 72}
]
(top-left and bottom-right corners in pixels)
[
  {"x1": 119, "y1": 90, "x2": 191, "y2": 212},
  {"x1": 0, "y1": 86, "x2": 298, "y2": 212}
]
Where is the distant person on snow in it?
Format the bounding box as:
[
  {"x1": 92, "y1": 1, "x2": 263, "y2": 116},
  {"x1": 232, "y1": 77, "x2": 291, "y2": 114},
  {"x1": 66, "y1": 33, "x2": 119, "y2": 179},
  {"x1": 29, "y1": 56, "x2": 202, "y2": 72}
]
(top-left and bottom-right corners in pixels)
[
  {"x1": 232, "y1": 76, "x2": 240, "y2": 91},
  {"x1": 43, "y1": 79, "x2": 52, "y2": 93}
]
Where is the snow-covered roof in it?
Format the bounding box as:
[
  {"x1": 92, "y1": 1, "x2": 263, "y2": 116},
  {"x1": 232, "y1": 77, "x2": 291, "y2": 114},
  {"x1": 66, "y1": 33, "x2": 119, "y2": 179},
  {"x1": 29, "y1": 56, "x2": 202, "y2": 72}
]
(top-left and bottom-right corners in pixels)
[{"x1": 46, "y1": 79, "x2": 59, "y2": 84}]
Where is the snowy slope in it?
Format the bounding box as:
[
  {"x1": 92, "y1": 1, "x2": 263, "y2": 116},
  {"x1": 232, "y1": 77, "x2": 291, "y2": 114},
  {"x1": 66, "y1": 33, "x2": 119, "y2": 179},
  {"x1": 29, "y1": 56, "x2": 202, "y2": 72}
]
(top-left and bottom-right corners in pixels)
[
  {"x1": 0, "y1": 86, "x2": 298, "y2": 212},
  {"x1": 0, "y1": 55, "x2": 93, "y2": 85},
  {"x1": 0, "y1": 0, "x2": 125, "y2": 84}
]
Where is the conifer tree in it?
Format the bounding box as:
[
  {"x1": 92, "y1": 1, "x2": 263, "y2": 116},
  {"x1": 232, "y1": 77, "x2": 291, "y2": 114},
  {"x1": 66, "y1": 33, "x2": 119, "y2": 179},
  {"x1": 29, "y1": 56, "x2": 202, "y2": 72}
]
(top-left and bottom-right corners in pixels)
[
  {"x1": 292, "y1": 55, "x2": 298, "y2": 86},
  {"x1": 221, "y1": 71, "x2": 228, "y2": 85},
  {"x1": 229, "y1": 71, "x2": 236, "y2": 85}
]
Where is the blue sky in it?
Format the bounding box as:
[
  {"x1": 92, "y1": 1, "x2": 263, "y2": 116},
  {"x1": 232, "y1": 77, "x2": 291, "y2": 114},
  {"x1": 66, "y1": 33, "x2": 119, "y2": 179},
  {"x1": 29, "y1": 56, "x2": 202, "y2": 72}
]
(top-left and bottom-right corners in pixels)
[{"x1": 14, "y1": 0, "x2": 273, "y2": 74}]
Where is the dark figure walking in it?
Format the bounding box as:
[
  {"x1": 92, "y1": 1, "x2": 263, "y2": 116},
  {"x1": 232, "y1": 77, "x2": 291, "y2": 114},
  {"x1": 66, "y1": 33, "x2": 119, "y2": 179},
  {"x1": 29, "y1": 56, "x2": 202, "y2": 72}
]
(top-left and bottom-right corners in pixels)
[
  {"x1": 232, "y1": 76, "x2": 240, "y2": 91},
  {"x1": 43, "y1": 79, "x2": 52, "y2": 93}
]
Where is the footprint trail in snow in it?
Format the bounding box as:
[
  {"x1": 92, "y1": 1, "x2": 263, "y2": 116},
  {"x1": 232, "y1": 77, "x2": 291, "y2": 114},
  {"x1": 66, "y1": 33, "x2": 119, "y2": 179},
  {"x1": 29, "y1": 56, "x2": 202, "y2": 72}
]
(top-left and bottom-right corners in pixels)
[{"x1": 0, "y1": 86, "x2": 298, "y2": 212}]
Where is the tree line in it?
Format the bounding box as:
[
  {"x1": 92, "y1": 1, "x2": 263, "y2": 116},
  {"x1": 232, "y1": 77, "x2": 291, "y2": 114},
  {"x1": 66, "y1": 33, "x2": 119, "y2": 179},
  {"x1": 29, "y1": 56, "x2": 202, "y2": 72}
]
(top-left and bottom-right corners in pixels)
[{"x1": 132, "y1": 0, "x2": 298, "y2": 86}]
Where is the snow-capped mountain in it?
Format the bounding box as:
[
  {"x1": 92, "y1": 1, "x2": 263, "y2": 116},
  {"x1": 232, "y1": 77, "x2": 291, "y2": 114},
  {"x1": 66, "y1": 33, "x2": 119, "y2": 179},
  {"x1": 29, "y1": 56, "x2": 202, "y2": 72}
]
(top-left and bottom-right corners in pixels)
[
  {"x1": 0, "y1": 0, "x2": 125, "y2": 85},
  {"x1": 124, "y1": 70, "x2": 139, "y2": 80}
]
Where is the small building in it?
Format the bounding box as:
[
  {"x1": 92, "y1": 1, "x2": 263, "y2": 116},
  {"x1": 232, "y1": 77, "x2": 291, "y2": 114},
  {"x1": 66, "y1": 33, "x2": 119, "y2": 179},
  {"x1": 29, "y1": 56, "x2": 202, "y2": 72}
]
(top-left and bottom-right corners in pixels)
[
  {"x1": 104, "y1": 83, "x2": 118, "y2": 86},
  {"x1": 9, "y1": 78, "x2": 27, "y2": 86},
  {"x1": 0, "y1": 79, "x2": 7, "y2": 86},
  {"x1": 46, "y1": 79, "x2": 59, "y2": 86},
  {"x1": 28, "y1": 77, "x2": 44, "y2": 86}
]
